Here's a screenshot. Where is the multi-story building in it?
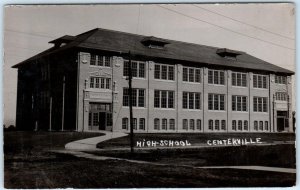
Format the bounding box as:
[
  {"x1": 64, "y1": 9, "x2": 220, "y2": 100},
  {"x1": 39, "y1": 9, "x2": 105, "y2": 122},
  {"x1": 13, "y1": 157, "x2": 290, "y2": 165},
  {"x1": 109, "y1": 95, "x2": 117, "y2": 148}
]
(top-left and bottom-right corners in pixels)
[{"x1": 13, "y1": 28, "x2": 294, "y2": 133}]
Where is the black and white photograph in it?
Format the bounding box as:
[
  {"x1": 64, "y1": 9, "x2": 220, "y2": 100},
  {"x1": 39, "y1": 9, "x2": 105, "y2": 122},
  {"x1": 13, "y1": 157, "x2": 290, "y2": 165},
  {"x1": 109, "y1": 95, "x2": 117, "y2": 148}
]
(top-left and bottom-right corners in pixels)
[{"x1": 3, "y1": 3, "x2": 296, "y2": 188}]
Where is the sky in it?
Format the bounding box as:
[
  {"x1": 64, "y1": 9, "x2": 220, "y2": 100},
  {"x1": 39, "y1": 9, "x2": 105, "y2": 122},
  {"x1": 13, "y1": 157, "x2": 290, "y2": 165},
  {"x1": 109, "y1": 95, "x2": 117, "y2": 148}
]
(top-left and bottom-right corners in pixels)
[{"x1": 3, "y1": 3, "x2": 295, "y2": 126}]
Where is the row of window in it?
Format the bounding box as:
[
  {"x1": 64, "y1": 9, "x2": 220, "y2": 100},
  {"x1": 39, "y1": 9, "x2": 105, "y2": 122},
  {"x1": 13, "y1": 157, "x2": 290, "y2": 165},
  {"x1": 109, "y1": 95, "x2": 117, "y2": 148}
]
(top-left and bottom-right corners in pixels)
[
  {"x1": 208, "y1": 120, "x2": 226, "y2": 130},
  {"x1": 276, "y1": 92, "x2": 288, "y2": 101},
  {"x1": 122, "y1": 88, "x2": 269, "y2": 113},
  {"x1": 88, "y1": 55, "x2": 287, "y2": 88},
  {"x1": 121, "y1": 118, "x2": 269, "y2": 131}
]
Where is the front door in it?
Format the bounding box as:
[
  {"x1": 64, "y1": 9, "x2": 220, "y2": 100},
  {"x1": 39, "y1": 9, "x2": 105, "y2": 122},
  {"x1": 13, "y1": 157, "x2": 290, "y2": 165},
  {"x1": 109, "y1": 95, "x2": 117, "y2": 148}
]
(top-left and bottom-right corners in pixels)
[
  {"x1": 277, "y1": 117, "x2": 285, "y2": 132},
  {"x1": 98, "y1": 112, "x2": 106, "y2": 130}
]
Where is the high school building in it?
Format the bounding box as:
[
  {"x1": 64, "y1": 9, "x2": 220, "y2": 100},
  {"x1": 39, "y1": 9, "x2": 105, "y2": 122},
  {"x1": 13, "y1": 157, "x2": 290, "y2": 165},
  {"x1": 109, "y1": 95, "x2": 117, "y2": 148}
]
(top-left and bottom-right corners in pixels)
[{"x1": 13, "y1": 28, "x2": 294, "y2": 133}]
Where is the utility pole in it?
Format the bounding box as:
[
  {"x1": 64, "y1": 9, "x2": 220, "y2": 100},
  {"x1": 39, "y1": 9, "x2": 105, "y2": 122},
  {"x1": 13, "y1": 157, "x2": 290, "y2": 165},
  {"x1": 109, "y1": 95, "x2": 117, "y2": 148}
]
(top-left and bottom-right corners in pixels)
[
  {"x1": 62, "y1": 75, "x2": 65, "y2": 131},
  {"x1": 128, "y1": 51, "x2": 134, "y2": 153}
]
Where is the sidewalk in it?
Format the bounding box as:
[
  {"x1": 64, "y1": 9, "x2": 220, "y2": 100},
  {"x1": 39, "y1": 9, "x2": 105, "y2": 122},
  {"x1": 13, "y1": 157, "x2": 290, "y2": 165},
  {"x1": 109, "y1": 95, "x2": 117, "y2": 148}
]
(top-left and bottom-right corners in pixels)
[{"x1": 65, "y1": 130, "x2": 128, "y2": 150}]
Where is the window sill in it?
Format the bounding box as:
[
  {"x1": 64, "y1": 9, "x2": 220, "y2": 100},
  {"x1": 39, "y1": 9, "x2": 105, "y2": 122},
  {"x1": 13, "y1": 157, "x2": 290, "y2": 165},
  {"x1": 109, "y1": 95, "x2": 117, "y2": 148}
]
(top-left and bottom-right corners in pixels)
[{"x1": 89, "y1": 65, "x2": 111, "y2": 68}]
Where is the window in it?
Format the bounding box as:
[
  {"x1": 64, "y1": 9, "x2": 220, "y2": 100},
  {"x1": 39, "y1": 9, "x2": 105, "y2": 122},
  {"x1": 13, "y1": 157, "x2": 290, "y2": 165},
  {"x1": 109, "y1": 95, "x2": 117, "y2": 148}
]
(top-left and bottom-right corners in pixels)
[
  {"x1": 208, "y1": 94, "x2": 225, "y2": 111},
  {"x1": 190, "y1": 119, "x2": 195, "y2": 130},
  {"x1": 122, "y1": 118, "x2": 128, "y2": 130},
  {"x1": 232, "y1": 72, "x2": 247, "y2": 87},
  {"x1": 215, "y1": 120, "x2": 220, "y2": 130},
  {"x1": 208, "y1": 69, "x2": 225, "y2": 85},
  {"x1": 154, "y1": 118, "x2": 160, "y2": 130},
  {"x1": 90, "y1": 77, "x2": 111, "y2": 89},
  {"x1": 139, "y1": 118, "x2": 145, "y2": 130},
  {"x1": 238, "y1": 120, "x2": 242, "y2": 131},
  {"x1": 244, "y1": 120, "x2": 248, "y2": 130},
  {"x1": 88, "y1": 113, "x2": 92, "y2": 126},
  {"x1": 275, "y1": 76, "x2": 287, "y2": 84},
  {"x1": 197, "y1": 119, "x2": 201, "y2": 130},
  {"x1": 183, "y1": 92, "x2": 201, "y2": 110},
  {"x1": 253, "y1": 97, "x2": 268, "y2": 112},
  {"x1": 93, "y1": 113, "x2": 98, "y2": 126},
  {"x1": 276, "y1": 92, "x2": 288, "y2": 101},
  {"x1": 259, "y1": 121, "x2": 263, "y2": 131},
  {"x1": 162, "y1": 119, "x2": 167, "y2": 130},
  {"x1": 154, "y1": 64, "x2": 175, "y2": 80},
  {"x1": 169, "y1": 119, "x2": 175, "y2": 130},
  {"x1": 265, "y1": 121, "x2": 268, "y2": 131},
  {"x1": 133, "y1": 118, "x2": 137, "y2": 130},
  {"x1": 232, "y1": 120, "x2": 236, "y2": 131},
  {"x1": 254, "y1": 121, "x2": 258, "y2": 131},
  {"x1": 123, "y1": 60, "x2": 145, "y2": 78},
  {"x1": 209, "y1": 120, "x2": 213, "y2": 130},
  {"x1": 221, "y1": 120, "x2": 226, "y2": 130},
  {"x1": 253, "y1": 74, "x2": 267, "y2": 89},
  {"x1": 123, "y1": 88, "x2": 145, "y2": 107},
  {"x1": 90, "y1": 55, "x2": 111, "y2": 67},
  {"x1": 232, "y1": 95, "x2": 247, "y2": 111},
  {"x1": 154, "y1": 90, "x2": 175, "y2": 108},
  {"x1": 183, "y1": 67, "x2": 201, "y2": 83},
  {"x1": 183, "y1": 119, "x2": 188, "y2": 130}
]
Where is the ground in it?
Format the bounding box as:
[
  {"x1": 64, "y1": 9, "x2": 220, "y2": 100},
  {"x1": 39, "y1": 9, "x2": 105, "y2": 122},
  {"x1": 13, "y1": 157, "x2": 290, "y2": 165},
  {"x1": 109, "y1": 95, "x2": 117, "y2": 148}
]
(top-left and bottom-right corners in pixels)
[{"x1": 4, "y1": 131, "x2": 296, "y2": 188}]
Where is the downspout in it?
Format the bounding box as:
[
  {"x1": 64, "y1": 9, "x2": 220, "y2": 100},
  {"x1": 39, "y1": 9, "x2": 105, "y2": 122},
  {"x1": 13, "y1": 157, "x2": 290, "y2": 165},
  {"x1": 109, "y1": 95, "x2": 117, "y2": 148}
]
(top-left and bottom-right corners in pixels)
[
  {"x1": 202, "y1": 68, "x2": 205, "y2": 133},
  {"x1": 269, "y1": 74, "x2": 272, "y2": 132}
]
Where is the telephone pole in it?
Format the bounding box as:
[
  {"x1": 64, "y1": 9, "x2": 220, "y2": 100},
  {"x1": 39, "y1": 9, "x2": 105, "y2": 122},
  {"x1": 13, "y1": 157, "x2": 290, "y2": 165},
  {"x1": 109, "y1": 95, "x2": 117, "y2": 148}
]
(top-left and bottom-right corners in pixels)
[{"x1": 128, "y1": 51, "x2": 134, "y2": 153}]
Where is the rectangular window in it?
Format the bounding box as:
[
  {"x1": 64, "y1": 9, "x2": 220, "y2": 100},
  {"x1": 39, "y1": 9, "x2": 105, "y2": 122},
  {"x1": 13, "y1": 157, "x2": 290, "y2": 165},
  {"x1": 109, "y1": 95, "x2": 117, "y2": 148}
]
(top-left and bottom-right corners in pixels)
[
  {"x1": 209, "y1": 120, "x2": 213, "y2": 130},
  {"x1": 123, "y1": 60, "x2": 145, "y2": 78},
  {"x1": 265, "y1": 121, "x2": 268, "y2": 131},
  {"x1": 232, "y1": 95, "x2": 247, "y2": 112},
  {"x1": 253, "y1": 74, "x2": 268, "y2": 89},
  {"x1": 162, "y1": 119, "x2": 168, "y2": 130},
  {"x1": 122, "y1": 118, "x2": 128, "y2": 130},
  {"x1": 133, "y1": 118, "x2": 137, "y2": 130},
  {"x1": 154, "y1": 90, "x2": 175, "y2": 108},
  {"x1": 244, "y1": 120, "x2": 248, "y2": 130},
  {"x1": 169, "y1": 119, "x2": 175, "y2": 130},
  {"x1": 183, "y1": 119, "x2": 188, "y2": 130},
  {"x1": 208, "y1": 69, "x2": 225, "y2": 85},
  {"x1": 183, "y1": 68, "x2": 188, "y2": 82},
  {"x1": 90, "y1": 77, "x2": 111, "y2": 89},
  {"x1": 123, "y1": 88, "x2": 145, "y2": 107},
  {"x1": 253, "y1": 97, "x2": 268, "y2": 112},
  {"x1": 254, "y1": 121, "x2": 258, "y2": 131},
  {"x1": 276, "y1": 92, "x2": 288, "y2": 101},
  {"x1": 139, "y1": 118, "x2": 145, "y2": 130},
  {"x1": 90, "y1": 55, "x2": 111, "y2": 67},
  {"x1": 232, "y1": 120, "x2": 236, "y2": 131},
  {"x1": 221, "y1": 120, "x2": 226, "y2": 130},
  {"x1": 154, "y1": 118, "x2": 160, "y2": 130},
  {"x1": 154, "y1": 64, "x2": 175, "y2": 80},
  {"x1": 208, "y1": 94, "x2": 225, "y2": 111},
  {"x1": 238, "y1": 120, "x2": 242, "y2": 131},
  {"x1": 190, "y1": 119, "x2": 195, "y2": 130},
  {"x1": 93, "y1": 113, "x2": 98, "y2": 126},
  {"x1": 232, "y1": 72, "x2": 247, "y2": 87},
  {"x1": 197, "y1": 119, "x2": 201, "y2": 130},
  {"x1": 275, "y1": 76, "x2": 287, "y2": 84},
  {"x1": 189, "y1": 68, "x2": 194, "y2": 82},
  {"x1": 183, "y1": 92, "x2": 201, "y2": 110},
  {"x1": 259, "y1": 121, "x2": 263, "y2": 131},
  {"x1": 215, "y1": 120, "x2": 220, "y2": 130}
]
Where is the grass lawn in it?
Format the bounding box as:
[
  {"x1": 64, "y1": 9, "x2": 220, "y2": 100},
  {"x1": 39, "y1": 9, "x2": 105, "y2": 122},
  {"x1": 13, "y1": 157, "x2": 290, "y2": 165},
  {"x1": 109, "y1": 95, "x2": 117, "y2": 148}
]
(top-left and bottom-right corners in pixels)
[
  {"x1": 4, "y1": 131, "x2": 296, "y2": 188},
  {"x1": 97, "y1": 132, "x2": 295, "y2": 149}
]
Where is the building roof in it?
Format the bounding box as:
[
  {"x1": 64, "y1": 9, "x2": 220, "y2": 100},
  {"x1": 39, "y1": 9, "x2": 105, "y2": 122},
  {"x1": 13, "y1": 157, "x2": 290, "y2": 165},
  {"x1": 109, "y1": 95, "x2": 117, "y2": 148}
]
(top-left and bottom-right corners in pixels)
[{"x1": 12, "y1": 28, "x2": 294, "y2": 74}]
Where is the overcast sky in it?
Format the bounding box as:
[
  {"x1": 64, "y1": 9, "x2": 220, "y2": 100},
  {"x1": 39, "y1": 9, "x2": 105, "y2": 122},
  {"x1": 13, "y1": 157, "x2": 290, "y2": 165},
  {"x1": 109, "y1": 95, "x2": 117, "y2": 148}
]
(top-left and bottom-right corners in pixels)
[{"x1": 3, "y1": 3, "x2": 295, "y2": 125}]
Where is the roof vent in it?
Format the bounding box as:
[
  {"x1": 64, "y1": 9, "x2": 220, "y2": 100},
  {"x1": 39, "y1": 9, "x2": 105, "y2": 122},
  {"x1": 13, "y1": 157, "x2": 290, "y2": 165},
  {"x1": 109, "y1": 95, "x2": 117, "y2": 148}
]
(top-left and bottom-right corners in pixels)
[
  {"x1": 49, "y1": 35, "x2": 75, "y2": 47},
  {"x1": 141, "y1": 36, "x2": 169, "y2": 49},
  {"x1": 216, "y1": 48, "x2": 243, "y2": 59}
]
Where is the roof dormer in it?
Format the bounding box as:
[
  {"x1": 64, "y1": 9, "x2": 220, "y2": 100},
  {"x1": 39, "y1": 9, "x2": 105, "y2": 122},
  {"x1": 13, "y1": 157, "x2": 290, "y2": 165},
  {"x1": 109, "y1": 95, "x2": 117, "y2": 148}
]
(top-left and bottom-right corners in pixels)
[
  {"x1": 49, "y1": 35, "x2": 75, "y2": 47},
  {"x1": 141, "y1": 36, "x2": 170, "y2": 49},
  {"x1": 216, "y1": 48, "x2": 243, "y2": 59}
]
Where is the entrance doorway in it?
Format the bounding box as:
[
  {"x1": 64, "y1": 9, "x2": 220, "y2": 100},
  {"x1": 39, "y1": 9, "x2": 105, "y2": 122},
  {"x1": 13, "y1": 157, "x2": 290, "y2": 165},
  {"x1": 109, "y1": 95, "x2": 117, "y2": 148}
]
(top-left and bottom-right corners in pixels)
[
  {"x1": 277, "y1": 111, "x2": 288, "y2": 132},
  {"x1": 88, "y1": 103, "x2": 112, "y2": 131}
]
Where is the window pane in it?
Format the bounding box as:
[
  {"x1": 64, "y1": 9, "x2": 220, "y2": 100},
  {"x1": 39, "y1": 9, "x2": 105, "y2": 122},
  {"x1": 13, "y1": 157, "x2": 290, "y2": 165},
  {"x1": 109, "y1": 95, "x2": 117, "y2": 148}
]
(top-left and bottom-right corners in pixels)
[
  {"x1": 209, "y1": 120, "x2": 213, "y2": 130},
  {"x1": 104, "y1": 56, "x2": 110, "y2": 67},
  {"x1": 131, "y1": 89, "x2": 137, "y2": 107},
  {"x1": 232, "y1": 96, "x2": 236, "y2": 111},
  {"x1": 232, "y1": 73, "x2": 236, "y2": 86},
  {"x1": 139, "y1": 62, "x2": 145, "y2": 78},
  {"x1": 169, "y1": 119, "x2": 175, "y2": 130},
  {"x1": 221, "y1": 120, "x2": 226, "y2": 130},
  {"x1": 214, "y1": 71, "x2": 219, "y2": 84},
  {"x1": 238, "y1": 120, "x2": 242, "y2": 130},
  {"x1": 161, "y1": 65, "x2": 167, "y2": 80},
  {"x1": 232, "y1": 120, "x2": 236, "y2": 130},
  {"x1": 123, "y1": 88, "x2": 129, "y2": 106},
  {"x1": 168, "y1": 91, "x2": 174, "y2": 108},
  {"x1": 220, "y1": 71, "x2": 225, "y2": 85},
  {"x1": 215, "y1": 120, "x2": 219, "y2": 130},
  {"x1": 183, "y1": 119, "x2": 188, "y2": 130},
  {"x1": 161, "y1": 91, "x2": 167, "y2": 108},
  {"x1": 263, "y1": 76, "x2": 267, "y2": 88},
  {"x1": 90, "y1": 54, "x2": 96, "y2": 65},
  {"x1": 244, "y1": 120, "x2": 248, "y2": 130},
  {"x1": 97, "y1": 56, "x2": 104, "y2": 66},
  {"x1": 197, "y1": 119, "x2": 201, "y2": 130},
  {"x1": 214, "y1": 95, "x2": 219, "y2": 110},
  {"x1": 100, "y1": 78, "x2": 105, "y2": 88},
  {"x1": 220, "y1": 95, "x2": 225, "y2": 110},
  {"x1": 254, "y1": 121, "x2": 258, "y2": 130},
  {"x1": 154, "y1": 118, "x2": 160, "y2": 130},
  {"x1": 90, "y1": 77, "x2": 95, "y2": 88},
  {"x1": 123, "y1": 61, "x2": 129, "y2": 76},
  {"x1": 208, "y1": 94, "x2": 213, "y2": 110},
  {"x1": 242, "y1": 97, "x2": 247, "y2": 111},
  {"x1": 259, "y1": 121, "x2": 263, "y2": 130},
  {"x1": 242, "y1": 74, "x2": 247, "y2": 87},
  {"x1": 253, "y1": 75, "x2": 257, "y2": 88},
  {"x1": 162, "y1": 119, "x2": 167, "y2": 130},
  {"x1": 195, "y1": 69, "x2": 201, "y2": 83},
  {"x1": 154, "y1": 65, "x2": 160, "y2": 79},
  {"x1": 237, "y1": 73, "x2": 241, "y2": 86},
  {"x1": 183, "y1": 68, "x2": 188, "y2": 82},
  {"x1": 138, "y1": 90, "x2": 145, "y2": 107},
  {"x1": 237, "y1": 96, "x2": 241, "y2": 111},
  {"x1": 208, "y1": 70, "x2": 213, "y2": 84},
  {"x1": 122, "y1": 118, "x2": 128, "y2": 130},
  {"x1": 195, "y1": 93, "x2": 201, "y2": 109},
  {"x1": 95, "y1": 78, "x2": 100, "y2": 88},
  {"x1": 265, "y1": 121, "x2": 268, "y2": 131},
  {"x1": 190, "y1": 119, "x2": 195, "y2": 130},
  {"x1": 154, "y1": 90, "x2": 160, "y2": 108},
  {"x1": 183, "y1": 92, "x2": 188, "y2": 109},
  {"x1": 189, "y1": 93, "x2": 194, "y2": 109},
  {"x1": 131, "y1": 61, "x2": 138, "y2": 77},
  {"x1": 189, "y1": 68, "x2": 194, "y2": 82},
  {"x1": 106, "y1": 78, "x2": 110, "y2": 89},
  {"x1": 168, "y1": 66, "x2": 174, "y2": 80}
]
